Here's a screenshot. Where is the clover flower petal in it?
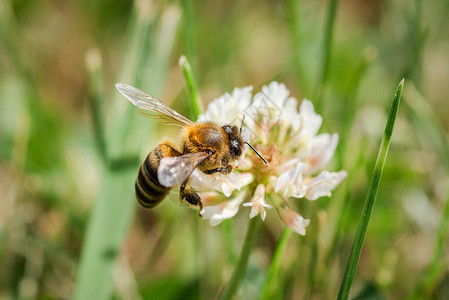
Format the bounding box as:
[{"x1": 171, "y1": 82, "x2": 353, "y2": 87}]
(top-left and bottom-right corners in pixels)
[
  {"x1": 277, "y1": 204, "x2": 310, "y2": 236},
  {"x1": 299, "y1": 99, "x2": 322, "y2": 137},
  {"x1": 242, "y1": 184, "x2": 272, "y2": 221},
  {"x1": 274, "y1": 162, "x2": 307, "y2": 198},
  {"x1": 305, "y1": 170, "x2": 347, "y2": 200},
  {"x1": 200, "y1": 192, "x2": 245, "y2": 226},
  {"x1": 303, "y1": 133, "x2": 339, "y2": 174},
  {"x1": 190, "y1": 171, "x2": 253, "y2": 197},
  {"x1": 260, "y1": 81, "x2": 290, "y2": 107},
  {"x1": 198, "y1": 86, "x2": 252, "y2": 126}
]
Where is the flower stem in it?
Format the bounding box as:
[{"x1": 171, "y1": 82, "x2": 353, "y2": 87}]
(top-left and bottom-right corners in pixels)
[
  {"x1": 337, "y1": 79, "x2": 404, "y2": 300},
  {"x1": 260, "y1": 228, "x2": 292, "y2": 300},
  {"x1": 219, "y1": 217, "x2": 261, "y2": 300},
  {"x1": 222, "y1": 219, "x2": 238, "y2": 265}
]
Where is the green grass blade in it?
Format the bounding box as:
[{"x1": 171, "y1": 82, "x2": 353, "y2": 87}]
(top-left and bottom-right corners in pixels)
[
  {"x1": 73, "y1": 4, "x2": 181, "y2": 299},
  {"x1": 337, "y1": 79, "x2": 404, "y2": 299},
  {"x1": 106, "y1": 2, "x2": 158, "y2": 159},
  {"x1": 179, "y1": 55, "x2": 203, "y2": 119},
  {"x1": 142, "y1": 5, "x2": 181, "y2": 96},
  {"x1": 73, "y1": 5, "x2": 153, "y2": 300},
  {"x1": 72, "y1": 167, "x2": 137, "y2": 300},
  {"x1": 178, "y1": 52, "x2": 203, "y2": 299}
]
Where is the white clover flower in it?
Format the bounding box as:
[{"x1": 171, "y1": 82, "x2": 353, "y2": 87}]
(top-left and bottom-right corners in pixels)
[{"x1": 194, "y1": 82, "x2": 347, "y2": 234}]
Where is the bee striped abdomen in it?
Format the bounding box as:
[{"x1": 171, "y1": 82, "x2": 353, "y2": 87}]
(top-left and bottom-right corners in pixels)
[{"x1": 135, "y1": 143, "x2": 180, "y2": 208}]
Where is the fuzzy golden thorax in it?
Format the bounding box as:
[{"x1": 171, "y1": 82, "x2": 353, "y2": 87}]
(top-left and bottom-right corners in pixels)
[{"x1": 181, "y1": 122, "x2": 244, "y2": 173}]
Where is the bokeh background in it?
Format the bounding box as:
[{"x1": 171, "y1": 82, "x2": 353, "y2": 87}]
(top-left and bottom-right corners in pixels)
[{"x1": 1, "y1": 0, "x2": 449, "y2": 299}]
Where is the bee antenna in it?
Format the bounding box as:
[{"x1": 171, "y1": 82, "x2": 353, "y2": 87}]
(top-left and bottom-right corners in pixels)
[
  {"x1": 245, "y1": 142, "x2": 268, "y2": 164},
  {"x1": 240, "y1": 115, "x2": 246, "y2": 134}
]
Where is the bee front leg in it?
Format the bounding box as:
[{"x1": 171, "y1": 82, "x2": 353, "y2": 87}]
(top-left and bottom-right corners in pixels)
[
  {"x1": 180, "y1": 180, "x2": 203, "y2": 215},
  {"x1": 203, "y1": 165, "x2": 233, "y2": 175}
]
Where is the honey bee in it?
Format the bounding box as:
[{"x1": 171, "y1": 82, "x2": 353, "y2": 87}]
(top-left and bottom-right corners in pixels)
[{"x1": 116, "y1": 83, "x2": 266, "y2": 212}]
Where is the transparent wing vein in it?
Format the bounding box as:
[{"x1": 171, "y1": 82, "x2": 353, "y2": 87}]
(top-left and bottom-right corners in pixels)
[{"x1": 116, "y1": 83, "x2": 193, "y2": 127}]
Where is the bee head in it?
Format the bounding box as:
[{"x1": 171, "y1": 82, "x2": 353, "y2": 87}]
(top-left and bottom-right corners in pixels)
[
  {"x1": 222, "y1": 125, "x2": 243, "y2": 159},
  {"x1": 222, "y1": 122, "x2": 267, "y2": 165}
]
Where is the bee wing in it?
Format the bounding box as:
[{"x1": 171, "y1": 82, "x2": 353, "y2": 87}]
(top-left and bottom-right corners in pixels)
[
  {"x1": 158, "y1": 152, "x2": 211, "y2": 187},
  {"x1": 115, "y1": 83, "x2": 193, "y2": 127}
]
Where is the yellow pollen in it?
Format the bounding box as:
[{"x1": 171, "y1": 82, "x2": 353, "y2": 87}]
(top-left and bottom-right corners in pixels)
[{"x1": 249, "y1": 143, "x2": 281, "y2": 182}]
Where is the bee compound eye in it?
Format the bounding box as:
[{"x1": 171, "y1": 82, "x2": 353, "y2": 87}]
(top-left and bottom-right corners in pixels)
[
  {"x1": 234, "y1": 147, "x2": 241, "y2": 157},
  {"x1": 231, "y1": 144, "x2": 242, "y2": 157}
]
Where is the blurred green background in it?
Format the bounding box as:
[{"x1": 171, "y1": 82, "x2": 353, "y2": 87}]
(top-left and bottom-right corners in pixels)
[{"x1": 1, "y1": 0, "x2": 449, "y2": 299}]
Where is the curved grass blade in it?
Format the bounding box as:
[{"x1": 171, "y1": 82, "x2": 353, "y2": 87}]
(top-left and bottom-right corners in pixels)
[
  {"x1": 337, "y1": 79, "x2": 404, "y2": 299},
  {"x1": 73, "y1": 4, "x2": 181, "y2": 300},
  {"x1": 179, "y1": 55, "x2": 203, "y2": 119}
]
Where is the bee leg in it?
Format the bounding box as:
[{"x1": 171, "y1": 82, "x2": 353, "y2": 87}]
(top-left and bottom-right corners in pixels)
[
  {"x1": 203, "y1": 165, "x2": 233, "y2": 175},
  {"x1": 180, "y1": 181, "x2": 203, "y2": 214}
]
